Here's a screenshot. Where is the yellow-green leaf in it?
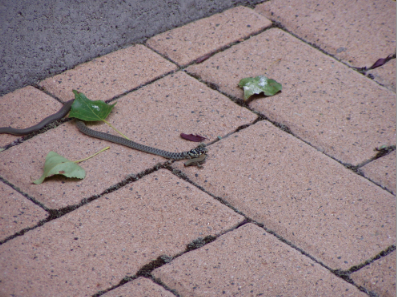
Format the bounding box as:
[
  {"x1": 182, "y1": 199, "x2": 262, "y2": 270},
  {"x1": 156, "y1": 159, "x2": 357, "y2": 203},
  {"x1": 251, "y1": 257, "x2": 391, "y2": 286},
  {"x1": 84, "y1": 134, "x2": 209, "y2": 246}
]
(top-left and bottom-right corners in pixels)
[
  {"x1": 33, "y1": 151, "x2": 85, "y2": 184},
  {"x1": 238, "y1": 75, "x2": 282, "y2": 100}
]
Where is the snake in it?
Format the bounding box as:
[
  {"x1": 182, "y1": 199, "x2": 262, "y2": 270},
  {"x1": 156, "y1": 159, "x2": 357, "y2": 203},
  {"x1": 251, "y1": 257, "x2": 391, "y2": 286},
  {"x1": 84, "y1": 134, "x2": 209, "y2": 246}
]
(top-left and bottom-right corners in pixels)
[
  {"x1": 0, "y1": 99, "x2": 207, "y2": 164},
  {"x1": 0, "y1": 100, "x2": 75, "y2": 135}
]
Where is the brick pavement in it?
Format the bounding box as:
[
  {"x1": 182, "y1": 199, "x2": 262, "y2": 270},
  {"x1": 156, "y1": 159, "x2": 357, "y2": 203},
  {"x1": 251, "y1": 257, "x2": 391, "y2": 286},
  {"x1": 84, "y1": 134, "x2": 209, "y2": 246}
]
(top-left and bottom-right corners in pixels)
[{"x1": 0, "y1": 2, "x2": 395, "y2": 297}]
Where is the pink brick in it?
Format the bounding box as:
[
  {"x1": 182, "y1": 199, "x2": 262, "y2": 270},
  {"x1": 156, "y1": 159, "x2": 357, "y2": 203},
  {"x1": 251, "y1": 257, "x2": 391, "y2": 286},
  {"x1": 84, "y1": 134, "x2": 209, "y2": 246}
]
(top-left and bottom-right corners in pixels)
[
  {"x1": 255, "y1": 0, "x2": 396, "y2": 68},
  {"x1": 0, "y1": 71, "x2": 255, "y2": 209},
  {"x1": 153, "y1": 224, "x2": 367, "y2": 296},
  {"x1": 351, "y1": 251, "x2": 396, "y2": 297},
  {"x1": 174, "y1": 121, "x2": 396, "y2": 270},
  {"x1": 102, "y1": 277, "x2": 174, "y2": 297},
  {"x1": 187, "y1": 28, "x2": 396, "y2": 166},
  {"x1": 0, "y1": 86, "x2": 64, "y2": 147},
  {"x1": 147, "y1": 6, "x2": 271, "y2": 66},
  {"x1": 0, "y1": 183, "x2": 47, "y2": 241},
  {"x1": 360, "y1": 151, "x2": 396, "y2": 195},
  {"x1": 39, "y1": 45, "x2": 177, "y2": 102},
  {"x1": 0, "y1": 170, "x2": 243, "y2": 296}
]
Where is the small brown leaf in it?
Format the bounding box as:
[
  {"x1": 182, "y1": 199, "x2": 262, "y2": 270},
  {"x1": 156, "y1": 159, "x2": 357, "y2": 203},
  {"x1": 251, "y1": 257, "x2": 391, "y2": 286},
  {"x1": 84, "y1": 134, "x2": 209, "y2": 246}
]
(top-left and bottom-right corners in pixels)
[
  {"x1": 195, "y1": 53, "x2": 212, "y2": 64},
  {"x1": 180, "y1": 133, "x2": 207, "y2": 142},
  {"x1": 369, "y1": 54, "x2": 395, "y2": 70}
]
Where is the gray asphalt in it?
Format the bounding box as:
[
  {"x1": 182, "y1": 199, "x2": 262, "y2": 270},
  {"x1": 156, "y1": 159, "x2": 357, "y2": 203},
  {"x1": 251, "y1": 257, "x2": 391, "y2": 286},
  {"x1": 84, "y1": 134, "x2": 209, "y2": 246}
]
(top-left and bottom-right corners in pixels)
[{"x1": 0, "y1": 0, "x2": 264, "y2": 97}]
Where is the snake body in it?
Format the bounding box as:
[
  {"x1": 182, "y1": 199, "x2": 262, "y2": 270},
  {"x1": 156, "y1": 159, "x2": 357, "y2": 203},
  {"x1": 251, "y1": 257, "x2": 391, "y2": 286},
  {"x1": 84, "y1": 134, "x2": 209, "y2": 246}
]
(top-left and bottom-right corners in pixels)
[
  {"x1": 75, "y1": 120, "x2": 207, "y2": 160},
  {"x1": 0, "y1": 99, "x2": 207, "y2": 162}
]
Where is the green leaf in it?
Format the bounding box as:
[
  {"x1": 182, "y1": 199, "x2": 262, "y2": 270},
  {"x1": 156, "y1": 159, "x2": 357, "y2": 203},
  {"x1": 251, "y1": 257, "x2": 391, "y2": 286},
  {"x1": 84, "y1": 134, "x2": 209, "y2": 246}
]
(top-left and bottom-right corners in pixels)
[
  {"x1": 238, "y1": 75, "x2": 282, "y2": 100},
  {"x1": 69, "y1": 90, "x2": 116, "y2": 121},
  {"x1": 33, "y1": 151, "x2": 86, "y2": 184}
]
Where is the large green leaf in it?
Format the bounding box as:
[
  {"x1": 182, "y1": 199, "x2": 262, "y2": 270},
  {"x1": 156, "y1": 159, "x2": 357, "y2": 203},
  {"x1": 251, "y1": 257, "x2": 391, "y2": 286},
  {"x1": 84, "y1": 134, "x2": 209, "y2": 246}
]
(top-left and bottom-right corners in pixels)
[
  {"x1": 33, "y1": 151, "x2": 85, "y2": 184},
  {"x1": 238, "y1": 75, "x2": 282, "y2": 100},
  {"x1": 69, "y1": 90, "x2": 116, "y2": 121}
]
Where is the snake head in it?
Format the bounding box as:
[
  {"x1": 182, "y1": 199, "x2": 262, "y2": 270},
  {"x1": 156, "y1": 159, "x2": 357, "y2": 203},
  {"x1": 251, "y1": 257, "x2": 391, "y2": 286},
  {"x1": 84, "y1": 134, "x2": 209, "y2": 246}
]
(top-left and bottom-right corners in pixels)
[{"x1": 187, "y1": 143, "x2": 208, "y2": 158}]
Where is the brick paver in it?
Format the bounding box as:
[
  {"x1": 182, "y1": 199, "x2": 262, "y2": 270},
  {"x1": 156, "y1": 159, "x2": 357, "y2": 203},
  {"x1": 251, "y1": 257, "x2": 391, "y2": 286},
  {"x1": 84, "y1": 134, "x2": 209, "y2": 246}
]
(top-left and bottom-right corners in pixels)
[
  {"x1": 360, "y1": 151, "x2": 396, "y2": 195},
  {"x1": 174, "y1": 121, "x2": 395, "y2": 271},
  {"x1": 351, "y1": 250, "x2": 396, "y2": 297},
  {"x1": 89, "y1": 71, "x2": 257, "y2": 152},
  {"x1": 255, "y1": 0, "x2": 396, "y2": 68},
  {"x1": 187, "y1": 28, "x2": 396, "y2": 166},
  {"x1": 0, "y1": 183, "x2": 47, "y2": 242},
  {"x1": 147, "y1": 6, "x2": 271, "y2": 66},
  {"x1": 0, "y1": 3, "x2": 395, "y2": 297},
  {"x1": 367, "y1": 59, "x2": 396, "y2": 93},
  {"x1": 153, "y1": 223, "x2": 367, "y2": 296},
  {"x1": 39, "y1": 44, "x2": 177, "y2": 102},
  {"x1": 0, "y1": 170, "x2": 243, "y2": 296},
  {"x1": 102, "y1": 277, "x2": 175, "y2": 297}
]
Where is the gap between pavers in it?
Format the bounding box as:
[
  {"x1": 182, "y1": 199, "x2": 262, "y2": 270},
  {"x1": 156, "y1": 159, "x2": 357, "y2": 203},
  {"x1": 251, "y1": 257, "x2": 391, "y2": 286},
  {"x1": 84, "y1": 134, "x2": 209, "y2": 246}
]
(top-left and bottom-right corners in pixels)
[
  {"x1": 255, "y1": 0, "x2": 396, "y2": 68},
  {"x1": 0, "y1": 169, "x2": 244, "y2": 297},
  {"x1": 0, "y1": 183, "x2": 48, "y2": 242},
  {"x1": 101, "y1": 277, "x2": 175, "y2": 297},
  {"x1": 0, "y1": 86, "x2": 64, "y2": 148},
  {"x1": 173, "y1": 120, "x2": 396, "y2": 271},
  {"x1": 39, "y1": 44, "x2": 178, "y2": 102},
  {"x1": 187, "y1": 28, "x2": 396, "y2": 166},
  {"x1": 146, "y1": 6, "x2": 272, "y2": 66},
  {"x1": 359, "y1": 150, "x2": 396, "y2": 195},
  {"x1": 153, "y1": 223, "x2": 367, "y2": 297},
  {"x1": 350, "y1": 250, "x2": 396, "y2": 297},
  {"x1": 367, "y1": 59, "x2": 396, "y2": 93},
  {"x1": 0, "y1": 71, "x2": 256, "y2": 209}
]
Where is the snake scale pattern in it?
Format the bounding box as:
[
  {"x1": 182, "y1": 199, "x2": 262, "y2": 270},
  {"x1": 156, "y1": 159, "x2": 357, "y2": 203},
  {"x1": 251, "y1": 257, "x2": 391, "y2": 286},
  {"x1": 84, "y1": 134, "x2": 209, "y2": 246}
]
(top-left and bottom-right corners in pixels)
[{"x1": 76, "y1": 121, "x2": 207, "y2": 160}]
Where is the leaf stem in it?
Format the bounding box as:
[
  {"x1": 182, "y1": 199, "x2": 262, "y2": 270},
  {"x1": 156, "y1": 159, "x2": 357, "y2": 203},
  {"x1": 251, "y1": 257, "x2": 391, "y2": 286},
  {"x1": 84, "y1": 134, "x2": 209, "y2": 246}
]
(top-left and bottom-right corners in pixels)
[
  {"x1": 103, "y1": 119, "x2": 130, "y2": 140},
  {"x1": 74, "y1": 146, "x2": 110, "y2": 163}
]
